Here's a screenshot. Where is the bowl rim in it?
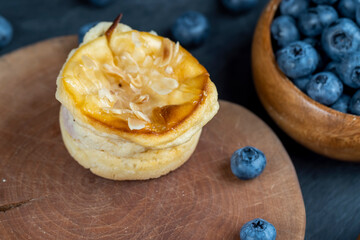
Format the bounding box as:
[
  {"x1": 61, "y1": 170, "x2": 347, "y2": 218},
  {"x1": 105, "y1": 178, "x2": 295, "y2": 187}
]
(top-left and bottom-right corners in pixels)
[{"x1": 266, "y1": 0, "x2": 360, "y2": 120}]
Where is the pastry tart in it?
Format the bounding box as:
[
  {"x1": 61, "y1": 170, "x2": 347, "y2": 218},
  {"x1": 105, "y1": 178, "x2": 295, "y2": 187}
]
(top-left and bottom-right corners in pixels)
[{"x1": 56, "y1": 17, "x2": 219, "y2": 180}]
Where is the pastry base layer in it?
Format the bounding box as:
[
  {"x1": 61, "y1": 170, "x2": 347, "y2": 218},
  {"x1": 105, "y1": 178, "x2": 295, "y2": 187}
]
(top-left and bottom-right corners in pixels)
[{"x1": 60, "y1": 112, "x2": 201, "y2": 180}]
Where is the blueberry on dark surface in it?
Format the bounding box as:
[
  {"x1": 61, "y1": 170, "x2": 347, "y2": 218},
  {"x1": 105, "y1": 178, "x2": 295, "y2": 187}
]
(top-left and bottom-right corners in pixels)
[
  {"x1": 78, "y1": 22, "x2": 99, "y2": 43},
  {"x1": 271, "y1": 16, "x2": 300, "y2": 47},
  {"x1": 349, "y1": 89, "x2": 360, "y2": 115},
  {"x1": 88, "y1": 0, "x2": 113, "y2": 7},
  {"x1": 337, "y1": 52, "x2": 360, "y2": 88},
  {"x1": 0, "y1": 15, "x2": 13, "y2": 49},
  {"x1": 230, "y1": 146, "x2": 266, "y2": 180},
  {"x1": 293, "y1": 76, "x2": 311, "y2": 91},
  {"x1": 240, "y1": 218, "x2": 276, "y2": 240},
  {"x1": 325, "y1": 61, "x2": 339, "y2": 74},
  {"x1": 321, "y1": 18, "x2": 360, "y2": 61},
  {"x1": 312, "y1": 0, "x2": 338, "y2": 4},
  {"x1": 279, "y1": 0, "x2": 309, "y2": 18},
  {"x1": 298, "y1": 6, "x2": 338, "y2": 37},
  {"x1": 331, "y1": 94, "x2": 351, "y2": 113},
  {"x1": 221, "y1": 0, "x2": 258, "y2": 13},
  {"x1": 276, "y1": 41, "x2": 319, "y2": 78},
  {"x1": 338, "y1": 0, "x2": 360, "y2": 19},
  {"x1": 171, "y1": 11, "x2": 210, "y2": 48},
  {"x1": 306, "y1": 72, "x2": 343, "y2": 105}
]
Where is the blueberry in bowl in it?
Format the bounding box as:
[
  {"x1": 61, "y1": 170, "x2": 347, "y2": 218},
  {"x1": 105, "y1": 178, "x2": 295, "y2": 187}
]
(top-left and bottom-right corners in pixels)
[
  {"x1": 321, "y1": 18, "x2": 360, "y2": 61},
  {"x1": 252, "y1": 0, "x2": 360, "y2": 161},
  {"x1": 271, "y1": 16, "x2": 300, "y2": 48}
]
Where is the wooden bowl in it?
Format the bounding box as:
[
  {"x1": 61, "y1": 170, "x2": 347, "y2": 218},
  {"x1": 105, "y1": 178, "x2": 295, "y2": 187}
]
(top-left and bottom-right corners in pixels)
[{"x1": 252, "y1": 0, "x2": 360, "y2": 162}]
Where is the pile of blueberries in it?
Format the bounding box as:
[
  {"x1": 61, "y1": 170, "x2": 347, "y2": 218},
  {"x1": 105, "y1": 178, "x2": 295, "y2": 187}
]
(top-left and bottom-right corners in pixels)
[{"x1": 272, "y1": 0, "x2": 360, "y2": 115}]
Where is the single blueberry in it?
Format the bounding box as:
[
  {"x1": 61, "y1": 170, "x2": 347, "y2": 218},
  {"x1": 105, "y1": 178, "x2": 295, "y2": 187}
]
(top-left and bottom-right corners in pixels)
[
  {"x1": 88, "y1": 0, "x2": 113, "y2": 7},
  {"x1": 0, "y1": 15, "x2": 13, "y2": 49},
  {"x1": 331, "y1": 94, "x2": 351, "y2": 112},
  {"x1": 276, "y1": 41, "x2": 319, "y2": 78},
  {"x1": 306, "y1": 72, "x2": 343, "y2": 105},
  {"x1": 221, "y1": 0, "x2": 258, "y2": 13},
  {"x1": 279, "y1": 0, "x2": 309, "y2": 18},
  {"x1": 171, "y1": 11, "x2": 210, "y2": 48},
  {"x1": 230, "y1": 146, "x2": 266, "y2": 180},
  {"x1": 293, "y1": 76, "x2": 311, "y2": 91},
  {"x1": 298, "y1": 6, "x2": 338, "y2": 37},
  {"x1": 312, "y1": 0, "x2": 338, "y2": 4},
  {"x1": 338, "y1": 0, "x2": 360, "y2": 19},
  {"x1": 240, "y1": 218, "x2": 276, "y2": 240},
  {"x1": 356, "y1": 5, "x2": 360, "y2": 25},
  {"x1": 336, "y1": 52, "x2": 360, "y2": 88},
  {"x1": 78, "y1": 21, "x2": 99, "y2": 44},
  {"x1": 321, "y1": 18, "x2": 360, "y2": 61},
  {"x1": 271, "y1": 16, "x2": 300, "y2": 47},
  {"x1": 349, "y1": 89, "x2": 360, "y2": 115},
  {"x1": 325, "y1": 61, "x2": 339, "y2": 74}
]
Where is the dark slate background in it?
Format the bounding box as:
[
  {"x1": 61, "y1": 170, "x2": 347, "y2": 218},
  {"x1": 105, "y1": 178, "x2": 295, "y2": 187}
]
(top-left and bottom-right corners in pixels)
[{"x1": 1, "y1": 0, "x2": 360, "y2": 239}]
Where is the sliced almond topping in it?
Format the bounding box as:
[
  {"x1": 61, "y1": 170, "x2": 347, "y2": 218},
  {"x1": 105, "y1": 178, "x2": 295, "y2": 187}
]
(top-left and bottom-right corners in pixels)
[
  {"x1": 174, "y1": 41, "x2": 180, "y2": 56},
  {"x1": 128, "y1": 118, "x2": 146, "y2": 130},
  {"x1": 131, "y1": 31, "x2": 142, "y2": 48},
  {"x1": 165, "y1": 66, "x2": 173, "y2": 74},
  {"x1": 142, "y1": 56, "x2": 153, "y2": 67},
  {"x1": 130, "y1": 103, "x2": 150, "y2": 122},
  {"x1": 159, "y1": 38, "x2": 173, "y2": 67},
  {"x1": 150, "y1": 77, "x2": 179, "y2": 95},
  {"x1": 129, "y1": 102, "x2": 140, "y2": 111},
  {"x1": 103, "y1": 64, "x2": 128, "y2": 82},
  {"x1": 149, "y1": 30, "x2": 158, "y2": 36},
  {"x1": 134, "y1": 110, "x2": 151, "y2": 122},
  {"x1": 108, "y1": 108, "x2": 133, "y2": 115},
  {"x1": 130, "y1": 75, "x2": 142, "y2": 88},
  {"x1": 82, "y1": 55, "x2": 97, "y2": 69},
  {"x1": 98, "y1": 88, "x2": 115, "y2": 102},
  {"x1": 123, "y1": 52, "x2": 140, "y2": 72},
  {"x1": 129, "y1": 83, "x2": 141, "y2": 94},
  {"x1": 175, "y1": 54, "x2": 183, "y2": 65},
  {"x1": 153, "y1": 57, "x2": 161, "y2": 66},
  {"x1": 134, "y1": 94, "x2": 149, "y2": 103}
]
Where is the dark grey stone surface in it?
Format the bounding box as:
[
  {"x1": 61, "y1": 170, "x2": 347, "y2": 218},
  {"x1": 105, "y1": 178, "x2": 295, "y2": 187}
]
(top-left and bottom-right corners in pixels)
[{"x1": 1, "y1": 0, "x2": 360, "y2": 239}]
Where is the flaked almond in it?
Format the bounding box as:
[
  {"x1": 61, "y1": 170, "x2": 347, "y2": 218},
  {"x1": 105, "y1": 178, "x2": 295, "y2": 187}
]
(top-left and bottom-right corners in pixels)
[
  {"x1": 108, "y1": 108, "x2": 133, "y2": 115},
  {"x1": 149, "y1": 30, "x2": 158, "y2": 36},
  {"x1": 174, "y1": 42, "x2": 180, "y2": 56},
  {"x1": 129, "y1": 102, "x2": 140, "y2": 111},
  {"x1": 128, "y1": 118, "x2": 146, "y2": 130},
  {"x1": 131, "y1": 31, "x2": 142, "y2": 48},
  {"x1": 134, "y1": 94, "x2": 149, "y2": 103},
  {"x1": 123, "y1": 52, "x2": 140, "y2": 72},
  {"x1": 150, "y1": 77, "x2": 179, "y2": 95},
  {"x1": 175, "y1": 54, "x2": 183, "y2": 65},
  {"x1": 103, "y1": 64, "x2": 128, "y2": 82},
  {"x1": 129, "y1": 83, "x2": 141, "y2": 94},
  {"x1": 165, "y1": 66, "x2": 173, "y2": 74},
  {"x1": 131, "y1": 75, "x2": 142, "y2": 88},
  {"x1": 142, "y1": 56, "x2": 153, "y2": 67},
  {"x1": 134, "y1": 110, "x2": 151, "y2": 122},
  {"x1": 159, "y1": 38, "x2": 173, "y2": 67},
  {"x1": 82, "y1": 55, "x2": 97, "y2": 69},
  {"x1": 98, "y1": 88, "x2": 115, "y2": 102}
]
